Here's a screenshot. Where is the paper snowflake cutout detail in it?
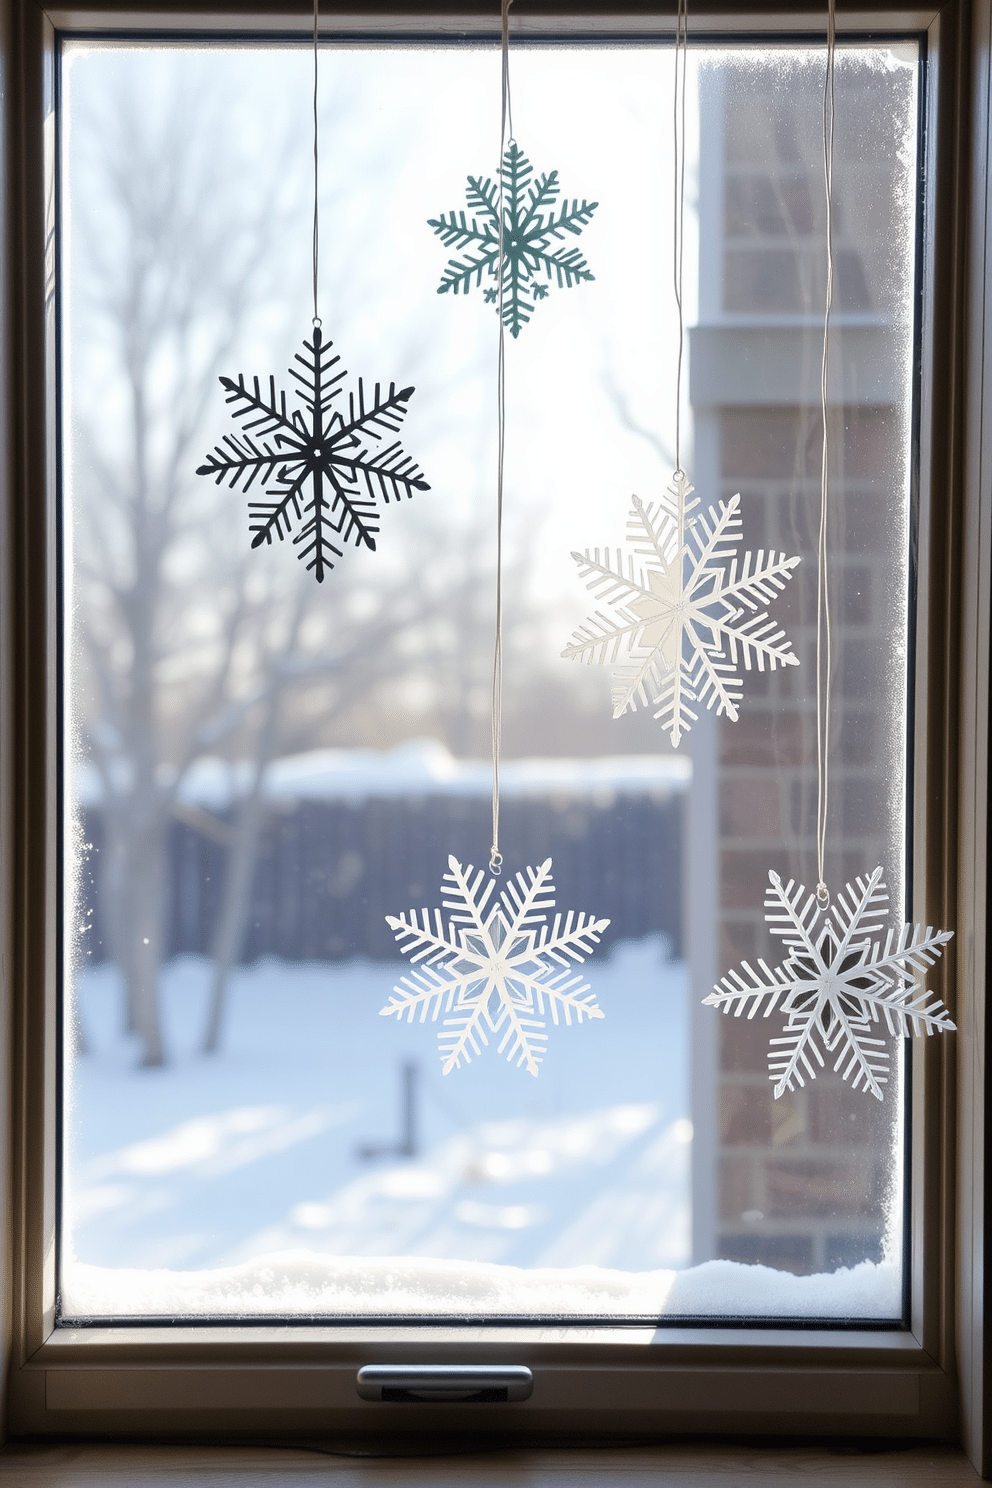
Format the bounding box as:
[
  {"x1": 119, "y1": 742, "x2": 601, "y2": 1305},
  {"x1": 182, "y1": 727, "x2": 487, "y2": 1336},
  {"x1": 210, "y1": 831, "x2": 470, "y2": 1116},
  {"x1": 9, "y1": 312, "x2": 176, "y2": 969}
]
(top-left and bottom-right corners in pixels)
[
  {"x1": 562, "y1": 471, "x2": 801, "y2": 747},
  {"x1": 704, "y1": 867, "x2": 955, "y2": 1101},
  {"x1": 196, "y1": 326, "x2": 429, "y2": 582},
  {"x1": 381, "y1": 856, "x2": 609, "y2": 1077},
  {"x1": 429, "y1": 142, "x2": 597, "y2": 338}
]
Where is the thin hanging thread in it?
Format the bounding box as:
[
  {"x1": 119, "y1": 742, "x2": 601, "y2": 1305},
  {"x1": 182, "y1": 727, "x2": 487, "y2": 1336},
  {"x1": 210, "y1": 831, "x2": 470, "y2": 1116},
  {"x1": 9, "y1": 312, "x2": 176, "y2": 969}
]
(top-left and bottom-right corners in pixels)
[
  {"x1": 312, "y1": 0, "x2": 321, "y2": 327},
  {"x1": 672, "y1": 0, "x2": 688, "y2": 473},
  {"x1": 490, "y1": 0, "x2": 514, "y2": 875},
  {"x1": 815, "y1": 0, "x2": 836, "y2": 906}
]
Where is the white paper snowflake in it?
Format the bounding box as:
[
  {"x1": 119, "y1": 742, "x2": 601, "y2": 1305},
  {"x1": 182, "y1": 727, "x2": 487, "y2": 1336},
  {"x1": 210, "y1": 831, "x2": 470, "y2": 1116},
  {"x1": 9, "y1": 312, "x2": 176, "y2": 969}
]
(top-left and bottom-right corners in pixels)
[
  {"x1": 381, "y1": 856, "x2": 609, "y2": 1077},
  {"x1": 704, "y1": 867, "x2": 955, "y2": 1101},
  {"x1": 562, "y1": 471, "x2": 801, "y2": 746}
]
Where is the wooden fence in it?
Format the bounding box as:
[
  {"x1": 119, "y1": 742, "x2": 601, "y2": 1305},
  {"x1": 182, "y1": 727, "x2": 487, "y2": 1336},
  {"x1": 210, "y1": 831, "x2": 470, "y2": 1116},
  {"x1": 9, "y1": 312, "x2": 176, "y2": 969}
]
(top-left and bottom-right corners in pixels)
[{"x1": 81, "y1": 788, "x2": 683, "y2": 964}]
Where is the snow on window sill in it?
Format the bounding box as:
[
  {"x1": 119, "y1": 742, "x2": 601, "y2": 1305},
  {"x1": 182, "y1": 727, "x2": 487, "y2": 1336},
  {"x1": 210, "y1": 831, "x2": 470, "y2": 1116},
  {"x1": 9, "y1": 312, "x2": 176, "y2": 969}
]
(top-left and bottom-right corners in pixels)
[{"x1": 60, "y1": 1251, "x2": 901, "y2": 1324}]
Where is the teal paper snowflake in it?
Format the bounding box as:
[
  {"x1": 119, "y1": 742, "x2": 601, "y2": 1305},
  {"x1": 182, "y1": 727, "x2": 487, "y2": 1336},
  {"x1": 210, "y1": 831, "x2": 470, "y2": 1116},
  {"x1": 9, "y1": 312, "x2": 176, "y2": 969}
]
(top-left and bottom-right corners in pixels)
[{"x1": 429, "y1": 142, "x2": 598, "y2": 337}]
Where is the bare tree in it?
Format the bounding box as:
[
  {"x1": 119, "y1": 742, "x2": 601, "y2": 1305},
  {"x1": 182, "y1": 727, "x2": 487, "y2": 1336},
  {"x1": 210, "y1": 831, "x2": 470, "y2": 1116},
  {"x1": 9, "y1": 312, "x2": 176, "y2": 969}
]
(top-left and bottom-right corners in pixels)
[
  {"x1": 68, "y1": 57, "x2": 579, "y2": 1066},
  {"x1": 68, "y1": 62, "x2": 308, "y2": 1065}
]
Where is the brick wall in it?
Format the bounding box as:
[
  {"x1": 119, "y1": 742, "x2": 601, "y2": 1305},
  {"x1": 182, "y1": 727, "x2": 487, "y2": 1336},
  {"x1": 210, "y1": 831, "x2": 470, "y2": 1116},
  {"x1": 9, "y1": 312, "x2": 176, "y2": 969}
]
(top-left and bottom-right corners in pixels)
[
  {"x1": 697, "y1": 51, "x2": 917, "y2": 1279},
  {"x1": 715, "y1": 405, "x2": 902, "y2": 1276}
]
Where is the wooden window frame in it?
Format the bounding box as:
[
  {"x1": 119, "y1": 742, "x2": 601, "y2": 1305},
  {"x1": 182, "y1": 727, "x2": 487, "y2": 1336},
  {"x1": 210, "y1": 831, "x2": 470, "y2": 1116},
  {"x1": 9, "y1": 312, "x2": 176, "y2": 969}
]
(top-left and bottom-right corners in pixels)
[{"x1": 1, "y1": 0, "x2": 990, "y2": 1471}]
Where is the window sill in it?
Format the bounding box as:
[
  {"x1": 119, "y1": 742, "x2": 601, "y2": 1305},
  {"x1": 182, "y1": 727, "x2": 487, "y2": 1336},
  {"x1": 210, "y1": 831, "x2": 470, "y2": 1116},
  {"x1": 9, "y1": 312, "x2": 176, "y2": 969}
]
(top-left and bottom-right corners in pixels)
[
  {"x1": 32, "y1": 1320, "x2": 928, "y2": 1361},
  {"x1": 0, "y1": 1440, "x2": 981, "y2": 1485},
  {"x1": 7, "y1": 1324, "x2": 955, "y2": 1441}
]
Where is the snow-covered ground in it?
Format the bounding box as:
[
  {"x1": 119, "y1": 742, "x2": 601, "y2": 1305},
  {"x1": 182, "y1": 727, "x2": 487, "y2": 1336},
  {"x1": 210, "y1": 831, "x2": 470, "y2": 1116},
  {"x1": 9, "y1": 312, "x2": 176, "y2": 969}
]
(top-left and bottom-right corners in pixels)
[
  {"x1": 65, "y1": 937, "x2": 690, "y2": 1274},
  {"x1": 62, "y1": 938, "x2": 901, "y2": 1320}
]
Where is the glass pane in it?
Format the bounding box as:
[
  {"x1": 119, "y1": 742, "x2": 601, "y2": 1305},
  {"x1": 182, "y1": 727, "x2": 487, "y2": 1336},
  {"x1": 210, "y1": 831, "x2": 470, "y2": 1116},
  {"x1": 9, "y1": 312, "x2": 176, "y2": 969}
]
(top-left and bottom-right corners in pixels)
[{"x1": 60, "y1": 36, "x2": 920, "y2": 1320}]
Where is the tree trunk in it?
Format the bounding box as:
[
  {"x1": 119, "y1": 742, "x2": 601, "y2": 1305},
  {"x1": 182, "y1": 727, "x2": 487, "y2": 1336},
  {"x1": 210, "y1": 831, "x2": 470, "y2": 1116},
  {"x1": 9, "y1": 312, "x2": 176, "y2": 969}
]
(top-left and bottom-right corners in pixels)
[
  {"x1": 201, "y1": 602, "x2": 307, "y2": 1055},
  {"x1": 129, "y1": 826, "x2": 167, "y2": 1067},
  {"x1": 201, "y1": 772, "x2": 268, "y2": 1055},
  {"x1": 97, "y1": 801, "x2": 138, "y2": 1034},
  {"x1": 98, "y1": 790, "x2": 169, "y2": 1066},
  {"x1": 201, "y1": 679, "x2": 287, "y2": 1056}
]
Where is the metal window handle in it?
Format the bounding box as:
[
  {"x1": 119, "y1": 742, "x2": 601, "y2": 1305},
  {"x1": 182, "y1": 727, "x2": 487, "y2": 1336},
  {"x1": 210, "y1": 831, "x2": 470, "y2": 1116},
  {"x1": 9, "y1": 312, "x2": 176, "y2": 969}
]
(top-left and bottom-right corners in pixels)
[{"x1": 356, "y1": 1364, "x2": 533, "y2": 1403}]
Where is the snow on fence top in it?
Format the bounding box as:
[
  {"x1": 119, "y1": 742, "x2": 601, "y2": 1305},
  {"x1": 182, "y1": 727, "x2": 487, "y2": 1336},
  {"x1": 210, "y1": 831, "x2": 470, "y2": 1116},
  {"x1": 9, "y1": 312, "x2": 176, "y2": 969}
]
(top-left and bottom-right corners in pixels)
[{"x1": 74, "y1": 738, "x2": 692, "y2": 810}]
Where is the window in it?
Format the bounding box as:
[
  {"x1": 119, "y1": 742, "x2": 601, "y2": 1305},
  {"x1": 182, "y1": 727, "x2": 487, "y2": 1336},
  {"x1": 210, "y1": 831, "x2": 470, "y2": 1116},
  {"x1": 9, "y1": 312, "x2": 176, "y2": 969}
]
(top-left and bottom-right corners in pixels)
[
  {"x1": 59, "y1": 34, "x2": 919, "y2": 1324},
  {"x1": 3, "y1": 0, "x2": 990, "y2": 1466}
]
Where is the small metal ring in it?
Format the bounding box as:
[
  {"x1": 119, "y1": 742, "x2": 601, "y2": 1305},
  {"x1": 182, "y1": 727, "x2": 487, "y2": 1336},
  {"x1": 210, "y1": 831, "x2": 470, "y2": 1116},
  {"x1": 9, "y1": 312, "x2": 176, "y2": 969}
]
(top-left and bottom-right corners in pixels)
[
  {"x1": 312, "y1": 315, "x2": 322, "y2": 329},
  {"x1": 815, "y1": 882, "x2": 830, "y2": 908},
  {"x1": 489, "y1": 849, "x2": 503, "y2": 876}
]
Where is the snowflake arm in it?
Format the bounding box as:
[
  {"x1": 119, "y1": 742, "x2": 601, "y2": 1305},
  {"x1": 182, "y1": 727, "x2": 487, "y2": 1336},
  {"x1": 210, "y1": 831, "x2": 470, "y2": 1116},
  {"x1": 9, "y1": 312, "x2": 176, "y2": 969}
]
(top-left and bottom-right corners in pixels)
[
  {"x1": 764, "y1": 869, "x2": 835, "y2": 955},
  {"x1": 196, "y1": 346, "x2": 342, "y2": 492},
  {"x1": 195, "y1": 377, "x2": 304, "y2": 491},
  {"x1": 858, "y1": 923, "x2": 957, "y2": 1037},
  {"x1": 705, "y1": 867, "x2": 955, "y2": 1101},
  {"x1": 380, "y1": 966, "x2": 461, "y2": 1025},
  {"x1": 703, "y1": 882, "x2": 812, "y2": 1024},
  {"x1": 561, "y1": 494, "x2": 684, "y2": 669},
  {"x1": 305, "y1": 363, "x2": 428, "y2": 497},
  {"x1": 430, "y1": 174, "x2": 502, "y2": 296},
  {"x1": 535, "y1": 907, "x2": 612, "y2": 965},
  {"x1": 531, "y1": 962, "x2": 607, "y2": 1027},
  {"x1": 681, "y1": 496, "x2": 801, "y2": 672},
  {"x1": 703, "y1": 955, "x2": 799, "y2": 1021},
  {"x1": 249, "y1": 466, "x2": 355, "y2": 580},
  {"x1": 381, "y1": 856, "x2": 609, "y2": 1077},
  {"x1": 197, "y1": 327, "x2": 429, "y2": 582},
  {"x1": 562, "y1": 552, "x2": 673, "y2": 660},
  {"x1": 768, "y1": 1004, "x2": 887, "y2": 1098},
  {"x1": 441, "y1": 992, "x2": 549, "y2": 1077},
  {"x1": 292, "y1": 478, "x2": 367, "y2": 577},
  {"x1": 715, "y1": 548, "x2": 804, "y2": 615}
]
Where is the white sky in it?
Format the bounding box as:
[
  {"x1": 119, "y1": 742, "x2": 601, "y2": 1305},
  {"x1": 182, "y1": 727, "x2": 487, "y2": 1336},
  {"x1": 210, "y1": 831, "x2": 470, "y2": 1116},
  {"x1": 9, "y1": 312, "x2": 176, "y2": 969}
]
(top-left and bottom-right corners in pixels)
[{"x1": 62, "y1": 43, "x2": 700, "y2": 628}]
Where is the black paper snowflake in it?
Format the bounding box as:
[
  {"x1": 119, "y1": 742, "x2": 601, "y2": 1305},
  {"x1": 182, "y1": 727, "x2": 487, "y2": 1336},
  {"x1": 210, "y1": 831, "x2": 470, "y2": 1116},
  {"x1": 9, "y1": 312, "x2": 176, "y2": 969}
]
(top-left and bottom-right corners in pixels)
[
  {"x1": 429, "y1": 142, "x2": 597, "y2": 337},
  {"x1": 196, "y1": 327, "x2": 429, "y2": 582}
]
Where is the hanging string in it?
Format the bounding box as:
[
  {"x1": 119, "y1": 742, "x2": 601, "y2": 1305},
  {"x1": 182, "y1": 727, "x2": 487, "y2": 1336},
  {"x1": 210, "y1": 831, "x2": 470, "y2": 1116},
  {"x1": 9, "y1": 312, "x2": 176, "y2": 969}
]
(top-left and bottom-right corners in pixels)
[
  {"x1": 672, "y1": 0, "x2": 689, "y2": 474},
  {"x1": 500, "y1": 0, "x2": 515, "y2": 145},
  {"x1": 490, "y1": 0, "x2": 514, "y2": 876},
  {"x1": 312, "y1": 0, "x2": 321, "y2": 327},
  {"x1": 815, "y1": 0, "x2": 836, "y2": 907}
]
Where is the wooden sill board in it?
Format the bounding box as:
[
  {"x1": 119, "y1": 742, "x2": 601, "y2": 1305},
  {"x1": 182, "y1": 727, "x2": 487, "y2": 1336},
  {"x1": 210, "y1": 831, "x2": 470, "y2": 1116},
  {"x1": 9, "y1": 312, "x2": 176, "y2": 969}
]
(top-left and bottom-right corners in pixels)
[{"x1": 0, "y1": 1442, "x2": 983, "y2": 1485}]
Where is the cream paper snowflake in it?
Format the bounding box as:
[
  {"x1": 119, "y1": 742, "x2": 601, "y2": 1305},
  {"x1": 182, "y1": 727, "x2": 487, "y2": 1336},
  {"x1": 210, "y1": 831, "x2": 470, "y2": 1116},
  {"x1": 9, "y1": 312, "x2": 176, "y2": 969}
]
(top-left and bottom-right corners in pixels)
[
  {"x1": 562, "y1": 471, "x2": 801, "y2": 746},
  {"x1": 381, "y1": 856, "x2": 609, "y2": 1077},
  {"x1": 704, "y1": 867, "x2": 955, "y2": 1101}
]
